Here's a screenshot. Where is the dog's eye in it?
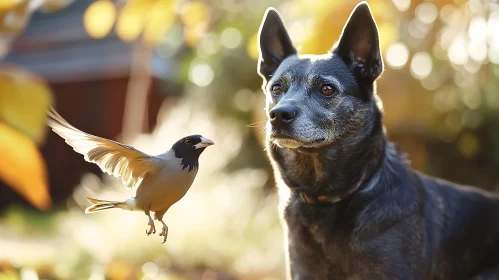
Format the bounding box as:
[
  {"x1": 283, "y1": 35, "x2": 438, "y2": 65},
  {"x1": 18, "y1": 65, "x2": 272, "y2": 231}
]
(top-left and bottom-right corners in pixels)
[
  {"x1": 321, "y1": 85, "x2": 336, "y2": 96},
  {"x1": 271, "y1": 84, "x2": 282, "y2": 95},
  {"x1": 185, "y1": 139, "x2": 191, "y2": 145}
]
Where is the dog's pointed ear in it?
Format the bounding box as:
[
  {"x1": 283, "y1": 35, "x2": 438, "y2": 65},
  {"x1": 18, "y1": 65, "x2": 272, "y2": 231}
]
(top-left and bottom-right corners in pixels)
[
  {"x1": 257, "y1": 8, "x2": 297, "y2": 81},
  {"x1": 333, "y1": 2, "x2": 383, "y2": 82}
]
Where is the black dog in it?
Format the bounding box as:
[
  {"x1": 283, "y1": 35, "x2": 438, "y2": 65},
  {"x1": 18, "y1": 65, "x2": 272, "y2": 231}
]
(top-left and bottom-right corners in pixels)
[{"x1": 257, "y1": 2, "x2": 499, "y2": 279}]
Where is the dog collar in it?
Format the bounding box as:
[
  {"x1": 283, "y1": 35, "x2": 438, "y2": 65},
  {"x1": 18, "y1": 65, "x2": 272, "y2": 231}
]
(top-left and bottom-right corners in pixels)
[{"x1": 289, "y1": 171, "x2": 367, "y2": 204}]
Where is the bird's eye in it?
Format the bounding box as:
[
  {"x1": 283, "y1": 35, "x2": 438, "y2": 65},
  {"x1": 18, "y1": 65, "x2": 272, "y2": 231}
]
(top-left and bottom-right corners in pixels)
[
  {"x1": 271, "y1": 84, "x2": 282, "y2": 95},
  {"x1": 321, "y1": 84, "x2": 336, "y2": 96},
  {"x1": 185, "y1": 139, "x2": 191, "y2": 145}
]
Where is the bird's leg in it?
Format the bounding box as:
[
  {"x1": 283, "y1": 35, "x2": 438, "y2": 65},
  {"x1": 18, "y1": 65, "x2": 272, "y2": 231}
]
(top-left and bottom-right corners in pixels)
[
  {"x1": 159, "y1": 220, "x2": 169, "y2": 243},
  {"x1": 155, "y1": 210, "x2": 168, "y2": 243},
  {"x1": 146, "y1": 215, "x2": 156, "y2": 235},
  {"x1": 145, "y1": 208, "x2": 156, "y2": 235}
]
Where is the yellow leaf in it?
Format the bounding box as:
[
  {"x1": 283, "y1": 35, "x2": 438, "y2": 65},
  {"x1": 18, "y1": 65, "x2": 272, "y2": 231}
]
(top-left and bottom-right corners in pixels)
[
  {"x1": 0, "y1": 0, "x2": 22, "y2": 11},
  {"x1": 0, "y1": 123, "x2": 51, "y2": 210},
  {"x1": 0, "y1": 67, "x2": 53, "y2": 144}
]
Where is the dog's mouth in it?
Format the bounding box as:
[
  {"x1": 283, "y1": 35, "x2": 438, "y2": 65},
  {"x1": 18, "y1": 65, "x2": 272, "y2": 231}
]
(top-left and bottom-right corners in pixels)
[{"x1": 270, "y1": 132, "x2": 326, "y2": 149}]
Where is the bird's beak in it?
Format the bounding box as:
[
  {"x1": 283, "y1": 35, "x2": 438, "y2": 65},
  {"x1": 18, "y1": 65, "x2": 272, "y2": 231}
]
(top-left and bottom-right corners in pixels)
[{"x1": 194, "y1": 137, "x2": 215, "y2": 149}]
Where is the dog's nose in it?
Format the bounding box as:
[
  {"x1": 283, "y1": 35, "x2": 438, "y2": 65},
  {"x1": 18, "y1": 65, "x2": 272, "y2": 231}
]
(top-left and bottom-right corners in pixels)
[{"x1": 269, "y1": 105, "x2": 297, "y2": 125}]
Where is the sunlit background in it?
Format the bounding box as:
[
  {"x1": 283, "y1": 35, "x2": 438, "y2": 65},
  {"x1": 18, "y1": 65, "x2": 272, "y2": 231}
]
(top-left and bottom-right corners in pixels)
[{"x1": 1, "y1": 0, "x2": 499, "y2": 279}]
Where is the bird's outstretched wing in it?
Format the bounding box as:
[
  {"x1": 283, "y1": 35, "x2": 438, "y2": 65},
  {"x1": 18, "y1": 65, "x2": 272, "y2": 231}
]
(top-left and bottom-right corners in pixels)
[{"x1": 47, "y1": 108, "x2": 162, "y2": 188}]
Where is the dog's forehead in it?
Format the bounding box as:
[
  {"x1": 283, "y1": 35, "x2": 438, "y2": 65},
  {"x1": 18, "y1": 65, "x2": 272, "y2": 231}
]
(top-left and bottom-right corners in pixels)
[
  {"x1": 268, "y1": 53, "x2": 356, "y2": 92},
  {"x1": 273, "y1": 53, "x2": 350, "y2": 81}
]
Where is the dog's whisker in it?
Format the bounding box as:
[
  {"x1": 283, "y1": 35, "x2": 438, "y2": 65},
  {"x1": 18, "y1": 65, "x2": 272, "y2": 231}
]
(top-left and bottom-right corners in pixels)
[
  {"x1": 260, "y1": 126, "x2": 268, "y2": 135},
  {"x1": 246, "y1": 120, "x2": 267, "y2": 128}
]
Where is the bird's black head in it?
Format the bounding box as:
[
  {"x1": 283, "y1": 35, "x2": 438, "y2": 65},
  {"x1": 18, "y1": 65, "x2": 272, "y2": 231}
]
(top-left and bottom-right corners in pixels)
[{"x1": 171, "y1": 134, "x2": 214, "y2": 171}]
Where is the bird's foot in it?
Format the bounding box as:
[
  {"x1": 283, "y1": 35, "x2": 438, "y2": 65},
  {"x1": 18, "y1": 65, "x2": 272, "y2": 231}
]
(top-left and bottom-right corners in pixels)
[
  {"x1": 146, "y1": 217, "x2": 156, "y2": 235},
  {"x1": 159, "y1": 222, "x2": 168, "y2": 243}
]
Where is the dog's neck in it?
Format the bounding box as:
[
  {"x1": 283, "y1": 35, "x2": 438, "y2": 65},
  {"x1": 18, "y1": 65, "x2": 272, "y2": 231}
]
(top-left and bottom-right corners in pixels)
[{"x1": 268, "y1": 120, "x2": 386, "y2": 200}]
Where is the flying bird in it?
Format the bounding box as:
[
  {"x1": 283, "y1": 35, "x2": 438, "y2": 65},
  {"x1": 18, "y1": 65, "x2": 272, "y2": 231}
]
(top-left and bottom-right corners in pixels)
[{"x1": 47, "y1": 108, "x2": 214, "y2": 243}]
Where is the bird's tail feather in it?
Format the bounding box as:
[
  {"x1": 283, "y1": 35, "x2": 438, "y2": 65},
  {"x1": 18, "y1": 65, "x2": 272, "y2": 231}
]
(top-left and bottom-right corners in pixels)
[{"x1": 84, "y1": 196, "x2": 129, "y2": 213}]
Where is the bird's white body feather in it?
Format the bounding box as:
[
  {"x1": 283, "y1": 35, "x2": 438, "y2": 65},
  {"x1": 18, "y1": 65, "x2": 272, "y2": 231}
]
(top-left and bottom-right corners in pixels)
[
  {"x1": 133, "y1": 151, "x2": 198, "y2": 212},
  {"x1": 47, "y1": 109, "x2": 198, "y2": 213},
  {"x1": 47, "y1": 108, "x2": 210, "y2": 242}
]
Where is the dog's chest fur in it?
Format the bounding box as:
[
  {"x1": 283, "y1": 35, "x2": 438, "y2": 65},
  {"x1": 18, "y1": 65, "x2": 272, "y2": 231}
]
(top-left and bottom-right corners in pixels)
[
  {"x1": 270, "y1": 143, "x2": 499, "y2": 280},
  {"x1": 283, "y1": 194, "x2": 424, "y2": 280},
  {"x1": 272, "y1": 145, "x2": 428, "y2": 279}
]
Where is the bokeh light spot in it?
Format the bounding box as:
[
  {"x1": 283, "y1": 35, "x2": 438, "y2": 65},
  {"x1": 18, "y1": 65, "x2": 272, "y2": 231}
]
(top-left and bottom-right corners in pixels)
[
  {"x1": 386, "y1": 42, "x2": 409, "y2": 69},
  {"x1": 468, "y1": 40, "x2": 487, "y2": 63},
  {"x1": 142, "y1": 262, "x2": 159, "y2": 278},
  {"x1": 83, "y1": 0, "x2": 116, "y2": 39},
  {"x1": 116, "y1": 11, "x2": 142, "y2": 42},
  {"x1": 392, "y1": 0, "x2": 410, "y2": 12},
  {"x1": 440, "y1": 5, "x2": 457, "y2": 24},
  {"x1": 408, "y1": 18, "x2": 428, "y2": 39},
  {"x1": 288, "y1": 21, "x2": 305, "y2": 44},
  {"x1": 189, "y1": 62, "x2": 214, "y2": 87},
  {"x1": 20, "y1": 268, "x2": 38, "y2": 280},
  {"x1": 467, "y1": 0, "x2": 483, "y2": 14},
  {"x1": 457, "y1": 132, "x2": 479, "y2": 158},
  {"x1": 488, "y1": 47, "x2": 499, "y2": 64},
  {"x1": 448, "y1": 35, "x2": 469, "y2": 65},
  {"x1": 416, "y1": 3, "x2": 438, "y2": 25},
  {"x1": 488, "y1": 12, "x2": 499, "y2": 37},
  {"x1": 469, "y1": 17, "x2": 487, "y2": 42},
  {"x1": 461, "y1": 89, "x2": 481, "y2": 109},
  {"x1": 220, "y1": 27, "x2": 241, "y2": 49},
  {"x1": 196, "y1": 33, "x2": 221, "y2": 57},
  {"x1": 180, "y1": 1, "x2": 210, "y2": 28},
  {"x1": 410, "y1": 52, "x2": 432, "y2": 79}
]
